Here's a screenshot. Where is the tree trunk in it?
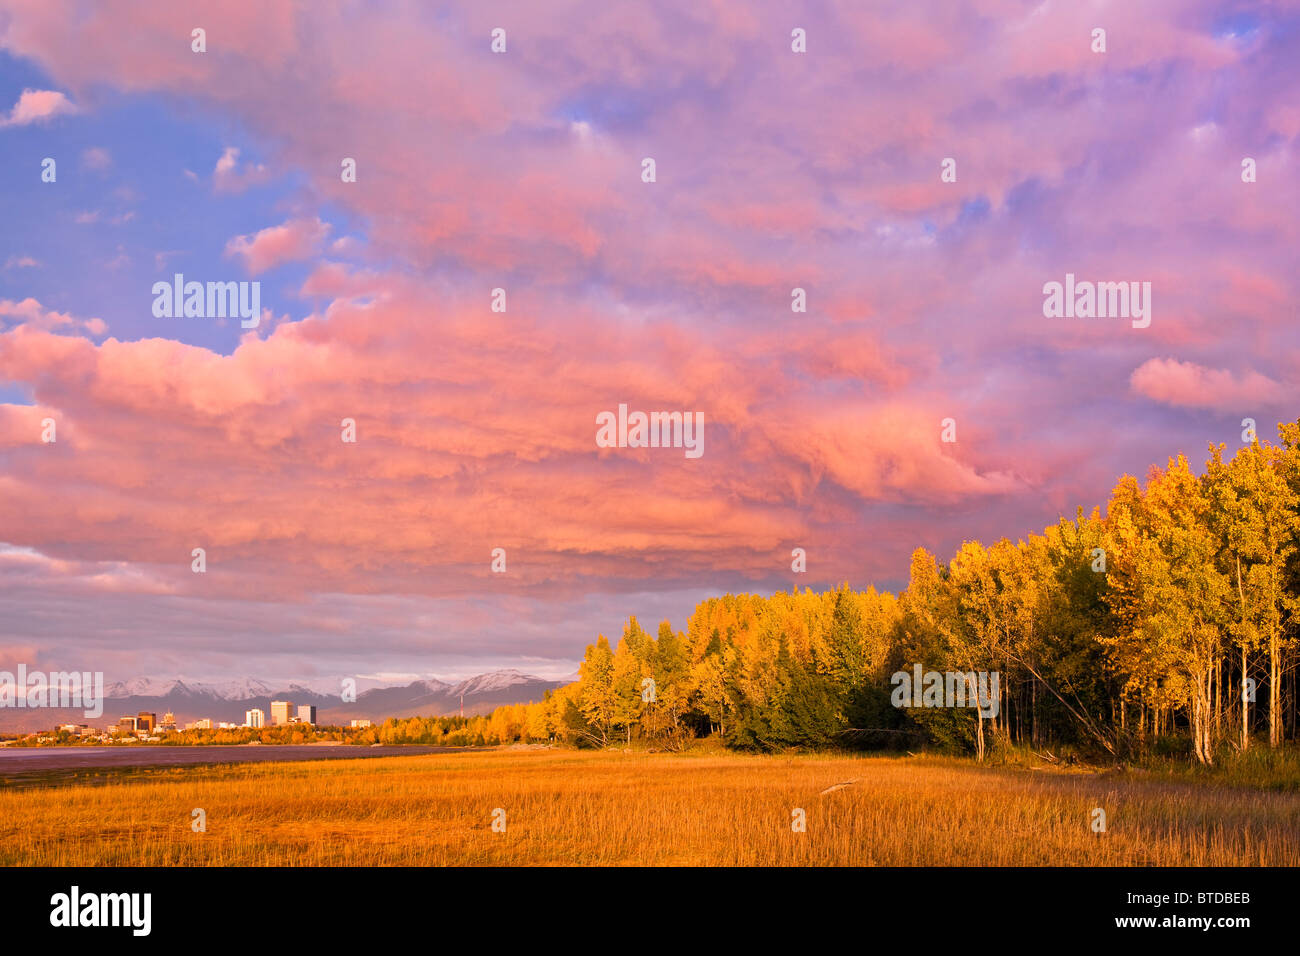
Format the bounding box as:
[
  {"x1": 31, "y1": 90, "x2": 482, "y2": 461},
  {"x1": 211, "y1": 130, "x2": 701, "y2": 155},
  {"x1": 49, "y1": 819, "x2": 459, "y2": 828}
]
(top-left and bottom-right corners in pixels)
[
  {"x1": 1206, "y1": 665, "x2": 1216, "y2": 738},
  {"x1": 1270, "y1": 627, "x2": 1281, "y2": 748},
  {"x1": 1242, "y1": 645, "x2": 1249, "y2": 750},
  {"x1": 1197, "y1": 672, "x2": 1213, "y2": 765},
  {"x1": 1032, "y1": 675, "x2": 1039, "y2": 747},
  {"x1": 1237, "y1": 554, "x2": 1250, "y2": 751}
]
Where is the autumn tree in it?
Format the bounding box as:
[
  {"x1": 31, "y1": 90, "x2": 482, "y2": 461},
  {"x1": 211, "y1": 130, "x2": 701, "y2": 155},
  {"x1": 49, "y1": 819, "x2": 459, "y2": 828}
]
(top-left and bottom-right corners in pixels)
[
  {"x1": 577, "y1": 635, "x2": 617, "y2": 746},
  {"x1": 1104, "y1": 458, "x2": 1231, "y2": 764},
  {"x1": 1207, "y1": 438, "x2": 1300, "y2": 749}
]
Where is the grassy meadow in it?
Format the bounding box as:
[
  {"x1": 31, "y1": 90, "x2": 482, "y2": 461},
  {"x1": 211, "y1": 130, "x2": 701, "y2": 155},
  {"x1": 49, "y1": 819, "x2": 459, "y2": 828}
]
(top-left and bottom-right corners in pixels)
[{"x1": 2, "y1": 747, "x2": 1297, "y2": 866}]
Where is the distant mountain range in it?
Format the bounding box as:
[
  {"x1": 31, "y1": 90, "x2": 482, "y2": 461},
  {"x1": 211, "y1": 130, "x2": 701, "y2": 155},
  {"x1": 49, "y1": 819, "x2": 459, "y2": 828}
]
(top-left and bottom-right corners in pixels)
[{"x1": 0, "y1": 669, "x2": 578, "y2": 733}]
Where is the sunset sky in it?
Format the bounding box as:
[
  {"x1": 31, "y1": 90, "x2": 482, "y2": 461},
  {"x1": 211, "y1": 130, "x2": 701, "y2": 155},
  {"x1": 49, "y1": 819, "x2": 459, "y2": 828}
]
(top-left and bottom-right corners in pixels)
[{"x1": 0, "y1": 1, "x2": 1296, "y2": 685}]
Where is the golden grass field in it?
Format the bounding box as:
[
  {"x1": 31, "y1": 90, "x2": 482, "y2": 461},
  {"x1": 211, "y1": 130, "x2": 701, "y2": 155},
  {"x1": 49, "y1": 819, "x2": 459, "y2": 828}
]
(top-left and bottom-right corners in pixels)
[{"x1": 2, "y1": 748, "x2": 1297, "y2": 866}]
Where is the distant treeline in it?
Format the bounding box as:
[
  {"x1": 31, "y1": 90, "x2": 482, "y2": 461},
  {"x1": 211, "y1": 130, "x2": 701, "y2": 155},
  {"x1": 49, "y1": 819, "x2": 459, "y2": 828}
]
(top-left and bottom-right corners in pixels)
[
  {"x1": 467, "y1": 421, "x2": 1300, "y2": 766},
  {"x1": 11, "y1": 718, "x2": 491, "y2": 747}
]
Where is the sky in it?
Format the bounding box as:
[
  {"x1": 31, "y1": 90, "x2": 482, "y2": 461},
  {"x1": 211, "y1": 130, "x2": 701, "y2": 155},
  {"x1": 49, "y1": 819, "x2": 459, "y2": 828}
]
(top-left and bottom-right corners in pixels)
[{"x1": 0, "y1": 0, "x2": 1297, "y2": 685}]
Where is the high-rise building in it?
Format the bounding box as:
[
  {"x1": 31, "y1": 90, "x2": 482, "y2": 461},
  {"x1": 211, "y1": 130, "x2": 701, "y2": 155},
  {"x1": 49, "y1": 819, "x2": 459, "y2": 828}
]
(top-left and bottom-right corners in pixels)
[
  {"x1": 185, "y1": 718, "x2": 212, "y2": 731},
  {"x1": 136, "y1": 712, "x2": 156, "y2": 733},
  {"x1": 297, "y1": 705, "x2": 317, "y2": 725},
  {"x1": 116, "y1": 716, "x2": 137, "y2": 734},
  {"x1": 160, "y1": 712, "x2": 177, "y2": 732},
  {"x1": 270, "y1": 700, "x2": 293, "y2": 726},
  {"x1": 245, "y1": 708, "x2": 264, "y2": 728}
]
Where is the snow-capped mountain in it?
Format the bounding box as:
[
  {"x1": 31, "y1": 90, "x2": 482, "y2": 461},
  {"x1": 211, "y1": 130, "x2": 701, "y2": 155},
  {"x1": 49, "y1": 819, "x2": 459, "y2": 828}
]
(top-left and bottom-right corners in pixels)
[
  {"x1": 104, "y1": 676, "x2": 384, "y2": 702},
  {"x1": 189, "y1": 677, "x2": 277, "y2": 700},
  {"x1": 448, "y1": 669, "x2": 541, "y2": 697},
  {"x1": 0, "y1": 669, "x2": 574, "y2": 731},
  {"x1": 0, "y1": 669, "x2": 578, "y2": 732},
  {"x1": 103, "y1": 677, "x2": 277, "y2": 701},
  {"x1": 102, "y1": 676, "x2": 179, "y2": 698}
]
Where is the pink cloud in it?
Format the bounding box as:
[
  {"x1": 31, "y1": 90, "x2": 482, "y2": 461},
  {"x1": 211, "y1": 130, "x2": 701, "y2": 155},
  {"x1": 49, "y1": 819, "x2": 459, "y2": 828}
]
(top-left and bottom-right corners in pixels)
[
  {"x1": 1, "y1": 0, "x2": 1297, "y2": 676},
  {"x1": 0, "y1": 297, "x2": 106, "y2": 336},
  {"x1": 213, "y1": 146, "x2": 270, "y2": 193},
  {"x1": 81, "y1": 146, "x2": 112, "y2": 170},
  {"x1": 299, "y1": 261, "x2": 385, "y2": 300},
  {"x1": 1, "y1": 87, "x2": 75, "y2": 125},
  {"x1": 0, "y1": 281, "x2": 1021, "y2": 609},
  {"x1": 1131, "y1": 357, "x2": 1287, "y2": 410},
  {"x1": 224, "y1": 217, "x2": 331, "y2": 275}
]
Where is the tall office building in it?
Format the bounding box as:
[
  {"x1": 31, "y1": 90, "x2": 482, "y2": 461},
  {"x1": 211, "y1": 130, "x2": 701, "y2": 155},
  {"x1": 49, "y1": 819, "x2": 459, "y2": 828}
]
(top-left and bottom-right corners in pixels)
[
  {"x1": 136, "y1": 712, "x2": 156, "y2": 733},
  {"x1": 270, "y1": 700, "x2": 293, "y2": 726},
  {"x1": 245, "y1": 708, "x2": 265, "y2": 728},
  {"x1": 297, "y1": 705, "x2": 317, "y2": 725},
  {"x1": 116, "y1": 715, "x2": 138, "y2": 734}
]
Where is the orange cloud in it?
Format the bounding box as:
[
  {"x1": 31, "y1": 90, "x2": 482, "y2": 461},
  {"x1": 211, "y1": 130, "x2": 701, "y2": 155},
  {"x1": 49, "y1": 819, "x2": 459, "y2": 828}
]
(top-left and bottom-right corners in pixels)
[{"x1": 0, "y1": 285, "x2": 1018, "y2": 605}]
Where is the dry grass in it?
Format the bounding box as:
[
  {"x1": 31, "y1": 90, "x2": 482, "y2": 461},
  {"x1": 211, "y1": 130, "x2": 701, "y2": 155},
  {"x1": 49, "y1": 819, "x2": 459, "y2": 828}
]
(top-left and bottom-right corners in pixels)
[{"x1": 2, "y1": 748, "x2": 1297, "y2": 865}]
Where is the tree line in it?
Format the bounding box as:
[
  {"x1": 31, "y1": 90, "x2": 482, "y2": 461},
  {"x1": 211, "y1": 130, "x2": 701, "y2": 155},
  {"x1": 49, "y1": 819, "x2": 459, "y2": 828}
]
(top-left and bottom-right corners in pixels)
[{"x1": 474, "y1": 421, "x2": 1300, "y2": 765}]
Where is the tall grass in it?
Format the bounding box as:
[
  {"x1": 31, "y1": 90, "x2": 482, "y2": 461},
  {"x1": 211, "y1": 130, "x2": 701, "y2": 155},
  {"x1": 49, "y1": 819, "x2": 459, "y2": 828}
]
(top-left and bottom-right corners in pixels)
[{"x1": 1, "y1": 749, "x2": 1296, "y2": 865}]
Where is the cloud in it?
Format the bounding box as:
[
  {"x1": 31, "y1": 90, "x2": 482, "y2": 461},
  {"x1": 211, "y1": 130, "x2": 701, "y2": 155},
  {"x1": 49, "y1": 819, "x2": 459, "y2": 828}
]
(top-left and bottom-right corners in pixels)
[
  {"x1": 0, "y1": 297, "x2": 106, "y2": 336},
  {"x1": 212, "y1": 146, "x2": 270, "y2": 192},
  {"x1": 72, "y1": 209, "x2": 134, "y2": 226},
  {"x1": 0, "y1": 0, "x2": 1297, "y2": 677},
  {"x1": 224, "y1": 217, "x2": 331, "y2": 275},
  {"x1": 1130, "y1": 358, "x2": 1288, "y2": 410},
  {"x1": 0, "y1": 88, "x2": 76, "y2": 126},
  {"x1": 81, "y1": 146, "x2": 112, "y2": 170},
  {"x1": 0, "y1": 280, "x2": 1016, "y2": 621},
  {"x1": 154, "y1": 250, "x2": 185, "y2": 270},
  {"x1": 104, "y1": 245, "x2": 130, "y2": 270},
  {"x1": 3, "y1": 256, "x2": 40, "y2": 270}
]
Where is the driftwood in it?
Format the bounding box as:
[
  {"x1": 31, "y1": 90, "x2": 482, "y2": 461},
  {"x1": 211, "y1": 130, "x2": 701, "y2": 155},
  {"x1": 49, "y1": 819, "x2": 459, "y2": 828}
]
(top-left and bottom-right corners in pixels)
[{"x1": 819, "y1": 778, "x2": 861, "y2": 795}]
